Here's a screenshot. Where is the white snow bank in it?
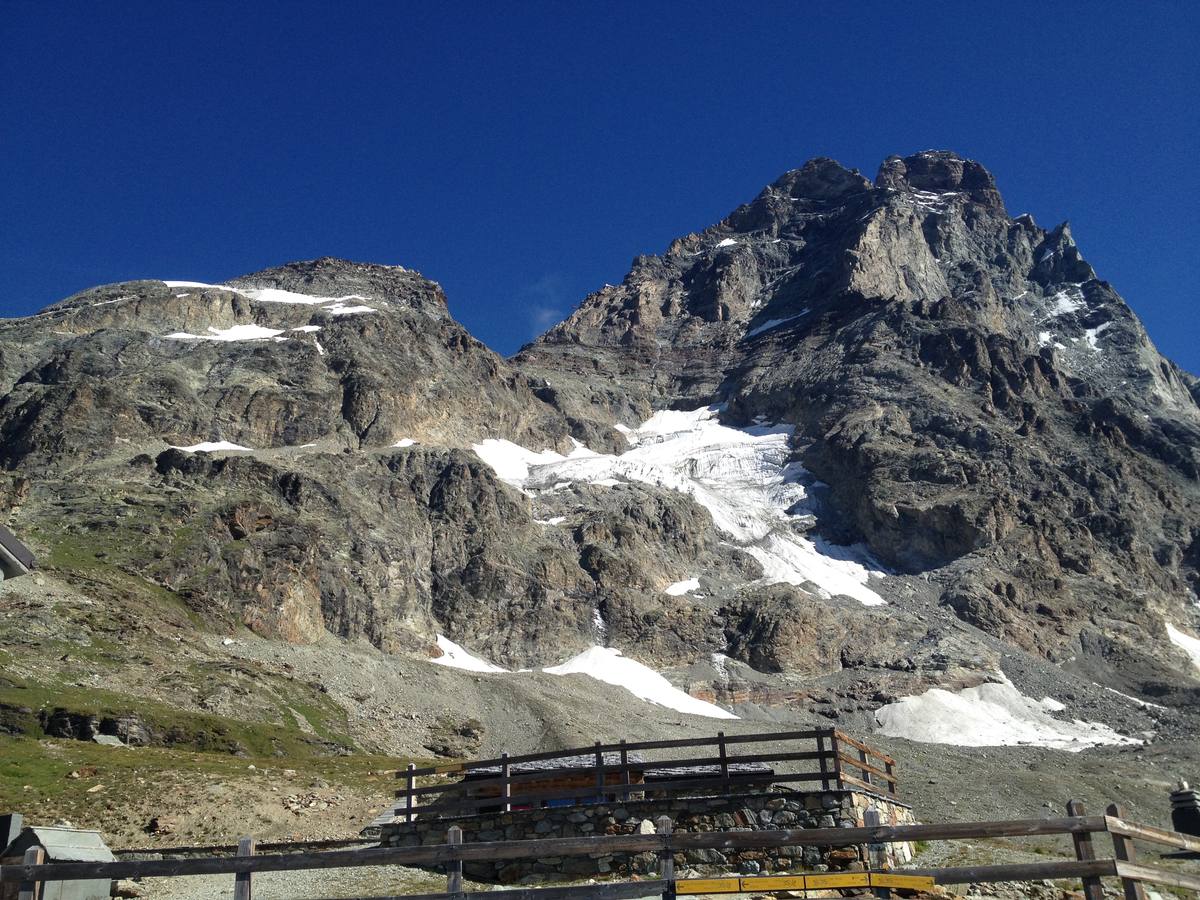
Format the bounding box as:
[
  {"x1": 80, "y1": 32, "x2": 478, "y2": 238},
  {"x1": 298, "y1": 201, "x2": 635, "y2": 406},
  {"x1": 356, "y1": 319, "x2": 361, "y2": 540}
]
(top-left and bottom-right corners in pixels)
[
  {"x1": 1166, "y1": 623, "x2": 1200, "y2": 672},
  {"x1": 543, "y1": 646, "x2": 736, "y2": 719},
  {"x1": 170, "y1": 441, "x2": 254, "y2": 453},
  {"x1": 471, "y1": 439, "x2": 566, "y2": 484},
  {"x1": 324, "y1": 303, "x2": 377, "y2": 315},
  {"x1": 745, "y1": 311, "x2": 809, "y2": 339},
  {"x1": 471, "y1": 406, "x2": 886, "y2": 606},
  {"x1": 393, "y1": 438, "x2": 417, "y2": 448},
  {"x1": 664, "y1": 578, "x2": 700, "y2": 596},
  {"x1": 874, "y1": 677, "x2": 1139, "y2": 751},
  {"x1": 165, "y1": 324, "x2": 284, "y2": 342},
  {"x1": 431, "y1": 635, "x2": 507, "y2": 673},
  {"x1": 290, "y1": 325, "x2": 322, "y2": 333},
  {"x1": 715, "y1": 238, "x2": 739, "y2": 248}
]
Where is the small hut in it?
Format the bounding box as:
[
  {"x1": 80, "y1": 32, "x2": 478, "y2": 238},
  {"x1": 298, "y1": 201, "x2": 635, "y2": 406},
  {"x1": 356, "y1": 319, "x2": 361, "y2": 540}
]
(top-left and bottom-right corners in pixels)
[{"x1": 1, "y1": 823, "x2": 115, "y2": 900}]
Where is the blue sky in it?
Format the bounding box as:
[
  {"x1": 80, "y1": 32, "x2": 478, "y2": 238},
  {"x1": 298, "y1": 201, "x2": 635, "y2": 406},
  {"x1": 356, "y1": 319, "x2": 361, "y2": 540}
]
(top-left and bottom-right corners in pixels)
[{"x1": 3, "y1": 2, "x2": 1197, "y2": 370}]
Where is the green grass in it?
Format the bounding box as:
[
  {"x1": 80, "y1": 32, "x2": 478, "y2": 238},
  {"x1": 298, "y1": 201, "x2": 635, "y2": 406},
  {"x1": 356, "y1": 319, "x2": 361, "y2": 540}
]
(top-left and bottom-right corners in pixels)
[{"x1": 0, "y1": 672, "x2": 355, "y2": 758}]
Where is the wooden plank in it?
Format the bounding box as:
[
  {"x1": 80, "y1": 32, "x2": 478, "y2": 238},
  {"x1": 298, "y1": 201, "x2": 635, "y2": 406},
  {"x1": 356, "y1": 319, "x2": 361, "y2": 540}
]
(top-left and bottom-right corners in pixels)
[
  {"x1": 619, "y1": 740, "x2": 630, "y2": 790},
  {"x1": 832, "y1": 730, "x2": 895, "y2": 765},
  {"x1": 0, "y1": 817, "x2": 1110, "y2": 883},
  {"x1": 1113, "y1": 861, "x2": 1200, "y2": 892},
  {"x1": 403, "y1": 728, "x2": 838, "y2": 778},
  {"x1": 839, "y1": 772, "x2": 895, "y2": 797},
  {"x1": 740, "y1": 874, "x2": 809, "y2": 890},
  {"x1": 869, "y1": 873, "x2": 934, "y2": 889},
  {"x1": 501, "y1": 753, "x2": 511, "y2": 814},
  {"x1": 676, "y1": 878, "x2": 739, "y2": 894},
  {"x1": 406, "y1": 764, "x2": 416, "y2": 822},
  {"x1": 838, "y1": 752, "x2": 893, "y2": 783},
  {"x1": 717, "y1": 731, "x2": 729, "y2": 787},
  {"x1": 907, "y1": 859, "x2": 1117, "y2": 884},
  {"x1": 807, "y1": 872, "x2": 874, "y2": 888},
  {"x1": 1067, "y1": 800, "x2": 1105, "y2": 900},
  {"x1": 1105, "y1": 814, "x2": 1200, "y2": 853},
  {"x1": 816, "y1": 733, "x2": 830, "y2": 791},
  {"x1": 233, "y1": 836, "x2": 255, "y2": 900},
  {"x1": 17, "y1": 846, "x2": 43, "y2": 900},
  {"x1": 310, "y1": 882, "x2": 671, "y2": 900},
  {"x1": 656, "y1": 816, "x2": 673, "y2": 882},
  {"x1": 446, "y1": 826, "x2": 463, "y2": 894},
  {"x1": 1106, "y1": 804, "x2": 1147, "y2": 900}
]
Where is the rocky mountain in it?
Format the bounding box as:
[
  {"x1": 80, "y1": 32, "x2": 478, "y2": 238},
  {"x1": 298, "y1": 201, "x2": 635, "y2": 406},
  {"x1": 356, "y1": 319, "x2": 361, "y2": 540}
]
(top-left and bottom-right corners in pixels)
[
  {"x1": 517, "y1": 151, "x2": 1200, "y2": 688},
  {"x1": 1, "y1": 151, "x2": 1198, "y2": 780}
]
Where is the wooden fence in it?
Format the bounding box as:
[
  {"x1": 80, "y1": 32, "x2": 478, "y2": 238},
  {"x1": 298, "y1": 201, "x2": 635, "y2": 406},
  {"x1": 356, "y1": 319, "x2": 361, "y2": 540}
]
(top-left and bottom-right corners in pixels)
[
  {"x1": 389, "y1": 728, "x2": 897, "y2": 823},
  {"x1": 4, "y1": 801, "x2": 1198, "y2": 899}
]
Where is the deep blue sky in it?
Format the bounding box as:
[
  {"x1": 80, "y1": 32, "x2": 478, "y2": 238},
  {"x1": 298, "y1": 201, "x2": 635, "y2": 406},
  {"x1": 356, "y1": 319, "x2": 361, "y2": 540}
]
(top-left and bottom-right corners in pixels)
[{"x1": 3, "y1": 2, "x2": 1198, "y2": 370}]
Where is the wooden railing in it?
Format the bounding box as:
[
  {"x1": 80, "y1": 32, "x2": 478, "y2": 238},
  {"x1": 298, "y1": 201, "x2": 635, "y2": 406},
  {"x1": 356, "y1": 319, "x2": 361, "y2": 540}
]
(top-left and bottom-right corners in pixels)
[
  {"x1": 3, "y1": 801, "x2": 1198, "y2": 898},
  {"x1": 388, "y1": 728, "x2": 898, "y2": 824}
]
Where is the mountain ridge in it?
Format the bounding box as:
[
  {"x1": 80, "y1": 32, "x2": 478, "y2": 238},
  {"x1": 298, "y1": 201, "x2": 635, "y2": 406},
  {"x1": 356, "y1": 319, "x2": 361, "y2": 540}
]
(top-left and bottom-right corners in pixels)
[{"x1": 1, "y1": 150, "x2": 1197, "y2": 756}]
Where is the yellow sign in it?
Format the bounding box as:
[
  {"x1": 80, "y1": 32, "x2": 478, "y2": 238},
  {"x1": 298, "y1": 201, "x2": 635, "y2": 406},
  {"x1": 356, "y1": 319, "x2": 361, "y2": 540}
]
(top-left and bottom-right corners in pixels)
[
  {"x1": 676, "y1": 878, "x2": 740, "y2": 894},
  {"x1": 676, "y1": 872, "x2": 935, "y2": 894}
]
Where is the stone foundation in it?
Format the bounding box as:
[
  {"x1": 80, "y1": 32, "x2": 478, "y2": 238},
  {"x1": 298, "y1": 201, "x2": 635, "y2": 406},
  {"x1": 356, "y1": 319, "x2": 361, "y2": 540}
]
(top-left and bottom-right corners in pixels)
[{"x1": 379, "y1": 790, "x2": 916, "y2": 883}]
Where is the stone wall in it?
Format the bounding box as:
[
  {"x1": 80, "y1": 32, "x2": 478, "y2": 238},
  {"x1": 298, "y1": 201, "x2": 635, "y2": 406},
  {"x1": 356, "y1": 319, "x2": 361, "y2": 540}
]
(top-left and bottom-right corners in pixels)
[{"x1": 380, "y1": 790, "x2": 916, "y2": 883}]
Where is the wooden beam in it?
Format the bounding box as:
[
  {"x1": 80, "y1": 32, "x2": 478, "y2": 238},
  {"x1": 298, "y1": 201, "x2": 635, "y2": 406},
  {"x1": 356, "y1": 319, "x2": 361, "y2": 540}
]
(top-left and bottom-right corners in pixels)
[
  {"x1": 446, "y1": 826, "x2": 463, "y2": 895},
  {"x1": 0, "y1": 816, "x2": 1110, "y2": 883},
  {"x1": 1104, "y1": 814, "x2": 1200, "y2": 854},
  {"x1": 309, "y1": 881, "x2": 671, "y2": 900},
  {"x1": 233, "y1": 836, "x2": 255, "y2": 900},
  {"x1": 906, "y1": 858, "x2": 1116, "y2": 884},
  {"x1": 1106, "y1": 804, "x2": 1147, "y2": 900},
  {"x1": 832, "y1": 730, "x2": 896, "y2": 765},
  {"x1": 1067, "y1": 800, "x2": 1105, "y2": 900},
  {"x1": 17, "y1": 846, "x2": 43, "y2": 900},
  {"x1": 1113, "y1": 861, "x2": 1200, "y2": 892}
]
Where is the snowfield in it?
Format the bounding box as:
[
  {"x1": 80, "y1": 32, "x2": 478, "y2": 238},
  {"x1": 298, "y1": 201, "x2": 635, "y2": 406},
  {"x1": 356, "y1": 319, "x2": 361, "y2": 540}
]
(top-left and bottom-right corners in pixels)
[
  {"x1": 543, "y1": 646, "x2": 736, "y2": 719},
  {"x1": 874, "y1": 675, "x2": 1140, "y2": 751},
  {"x1": 473, "y1": 406, "x2": 886, "y2": 606},
  {"x1": 431, "y1": 635, "x2": 508, "y2": 673},
  {"x1": 1166, "y1": 623, "x2": 1200, "y2": 672},
  {"x1": 427, "y1": 637, "x2": 736, "y2": 719}
]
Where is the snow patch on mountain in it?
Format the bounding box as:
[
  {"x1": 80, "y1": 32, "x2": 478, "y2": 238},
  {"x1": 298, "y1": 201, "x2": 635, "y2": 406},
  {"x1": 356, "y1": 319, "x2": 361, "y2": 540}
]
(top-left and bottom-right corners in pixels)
[
  {"x1": 1166, "y1": 623, "x2": 1200, "y2": 672},
  {"x1": 473, "y1": 406, "x2": 886, "y2": 606},
  {"x1": 543, "y1": 646, "x2": 736, "y2": 719},
  {"x1": 165, "y1": 324, "x2": 286, "y2": 342},
  {"x1": 170, "y1": 440, "x2": 254, "y2": 453},
  {"x1": 431, "y1": 635, "x2": 508, "y2": 673},
  {"x1": 664, "y1": 578, "x2": 700, "y2": 596},
  {"x1": 874, "y1": 676, "x2": 1140, "y2": 751}
]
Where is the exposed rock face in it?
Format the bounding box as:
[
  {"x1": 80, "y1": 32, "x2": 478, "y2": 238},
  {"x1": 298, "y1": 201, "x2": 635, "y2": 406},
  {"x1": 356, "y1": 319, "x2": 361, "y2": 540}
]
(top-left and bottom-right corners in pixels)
[
  {"x1": 1, "y1": 151, "x2": 1198, "y2": 710},
  {"x1": 517, "y1": 150, "x2": 1200, "y2": 683}
]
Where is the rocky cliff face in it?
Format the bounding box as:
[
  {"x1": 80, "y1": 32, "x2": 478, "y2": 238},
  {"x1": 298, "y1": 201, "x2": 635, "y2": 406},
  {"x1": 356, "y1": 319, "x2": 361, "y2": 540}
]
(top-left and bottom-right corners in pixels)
[
  {"x1": 516, "y1": 151, "x2": 1200, "y2": 688},
  {"x1": 2, "y1": 152, "x2": 1198, "y2": 726}
]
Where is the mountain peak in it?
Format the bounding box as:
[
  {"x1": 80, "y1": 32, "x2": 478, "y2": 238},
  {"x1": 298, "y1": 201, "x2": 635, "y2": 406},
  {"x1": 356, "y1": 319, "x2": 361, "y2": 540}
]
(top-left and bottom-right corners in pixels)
[
  {"x1": 875, "y1": 150, "x2": 1005, "y2": 211},
  {"x1": 771, "y1": 157, "x2": 872, "y2": 201}
]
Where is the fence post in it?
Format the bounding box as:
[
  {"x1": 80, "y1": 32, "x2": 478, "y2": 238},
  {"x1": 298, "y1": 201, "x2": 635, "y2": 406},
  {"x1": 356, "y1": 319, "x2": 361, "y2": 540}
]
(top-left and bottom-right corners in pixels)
[
  {"x1": 816, "y1": 732, "x2": 830, "y2": 791},
  {"x1": 595, "y1": 741, "x2": 604, "y2": 803},
  {"x1": 857, "y1": 746, "x2": 873, "y2": 787},
  {"x1": 1066, "y1": 801, "x2": 1105, "y2": 900},
  {"x1": 501, "y1": 752, "x2": 511, "y2": 813},
  {"x1": 17, "y1": 846, "x2": 43, "y2": 900},
  {"x1": 885, "y1": 759, "x2": 896, "y2": 796},
  {"x1": 1106, "y1": 803, "x2": 1148, "y2": 900},
  {"x1": 446, "y1": 825, "x2": 463, "y2": 894},
  {"x1": 829, "y1": 730, "x2": 843, "y2": 791},
  {"x1": 717, "y1": 731, "x2": 729, "y2": 793},
  {"x1": 406, "y1": 763, "x2": 416, "y2": 823},
  {"x1": 863, "y1": 808, "x2": 890, "y2": 898},
  {"x1": 233, "y1": 835, "x2": 256, "y2": 900},
  {"x1": 656, "y1": 815, "x2": 675, "y2": 900},
  {"x1": 620, "y1": 739, "x2": 631, "y2": 798}
]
